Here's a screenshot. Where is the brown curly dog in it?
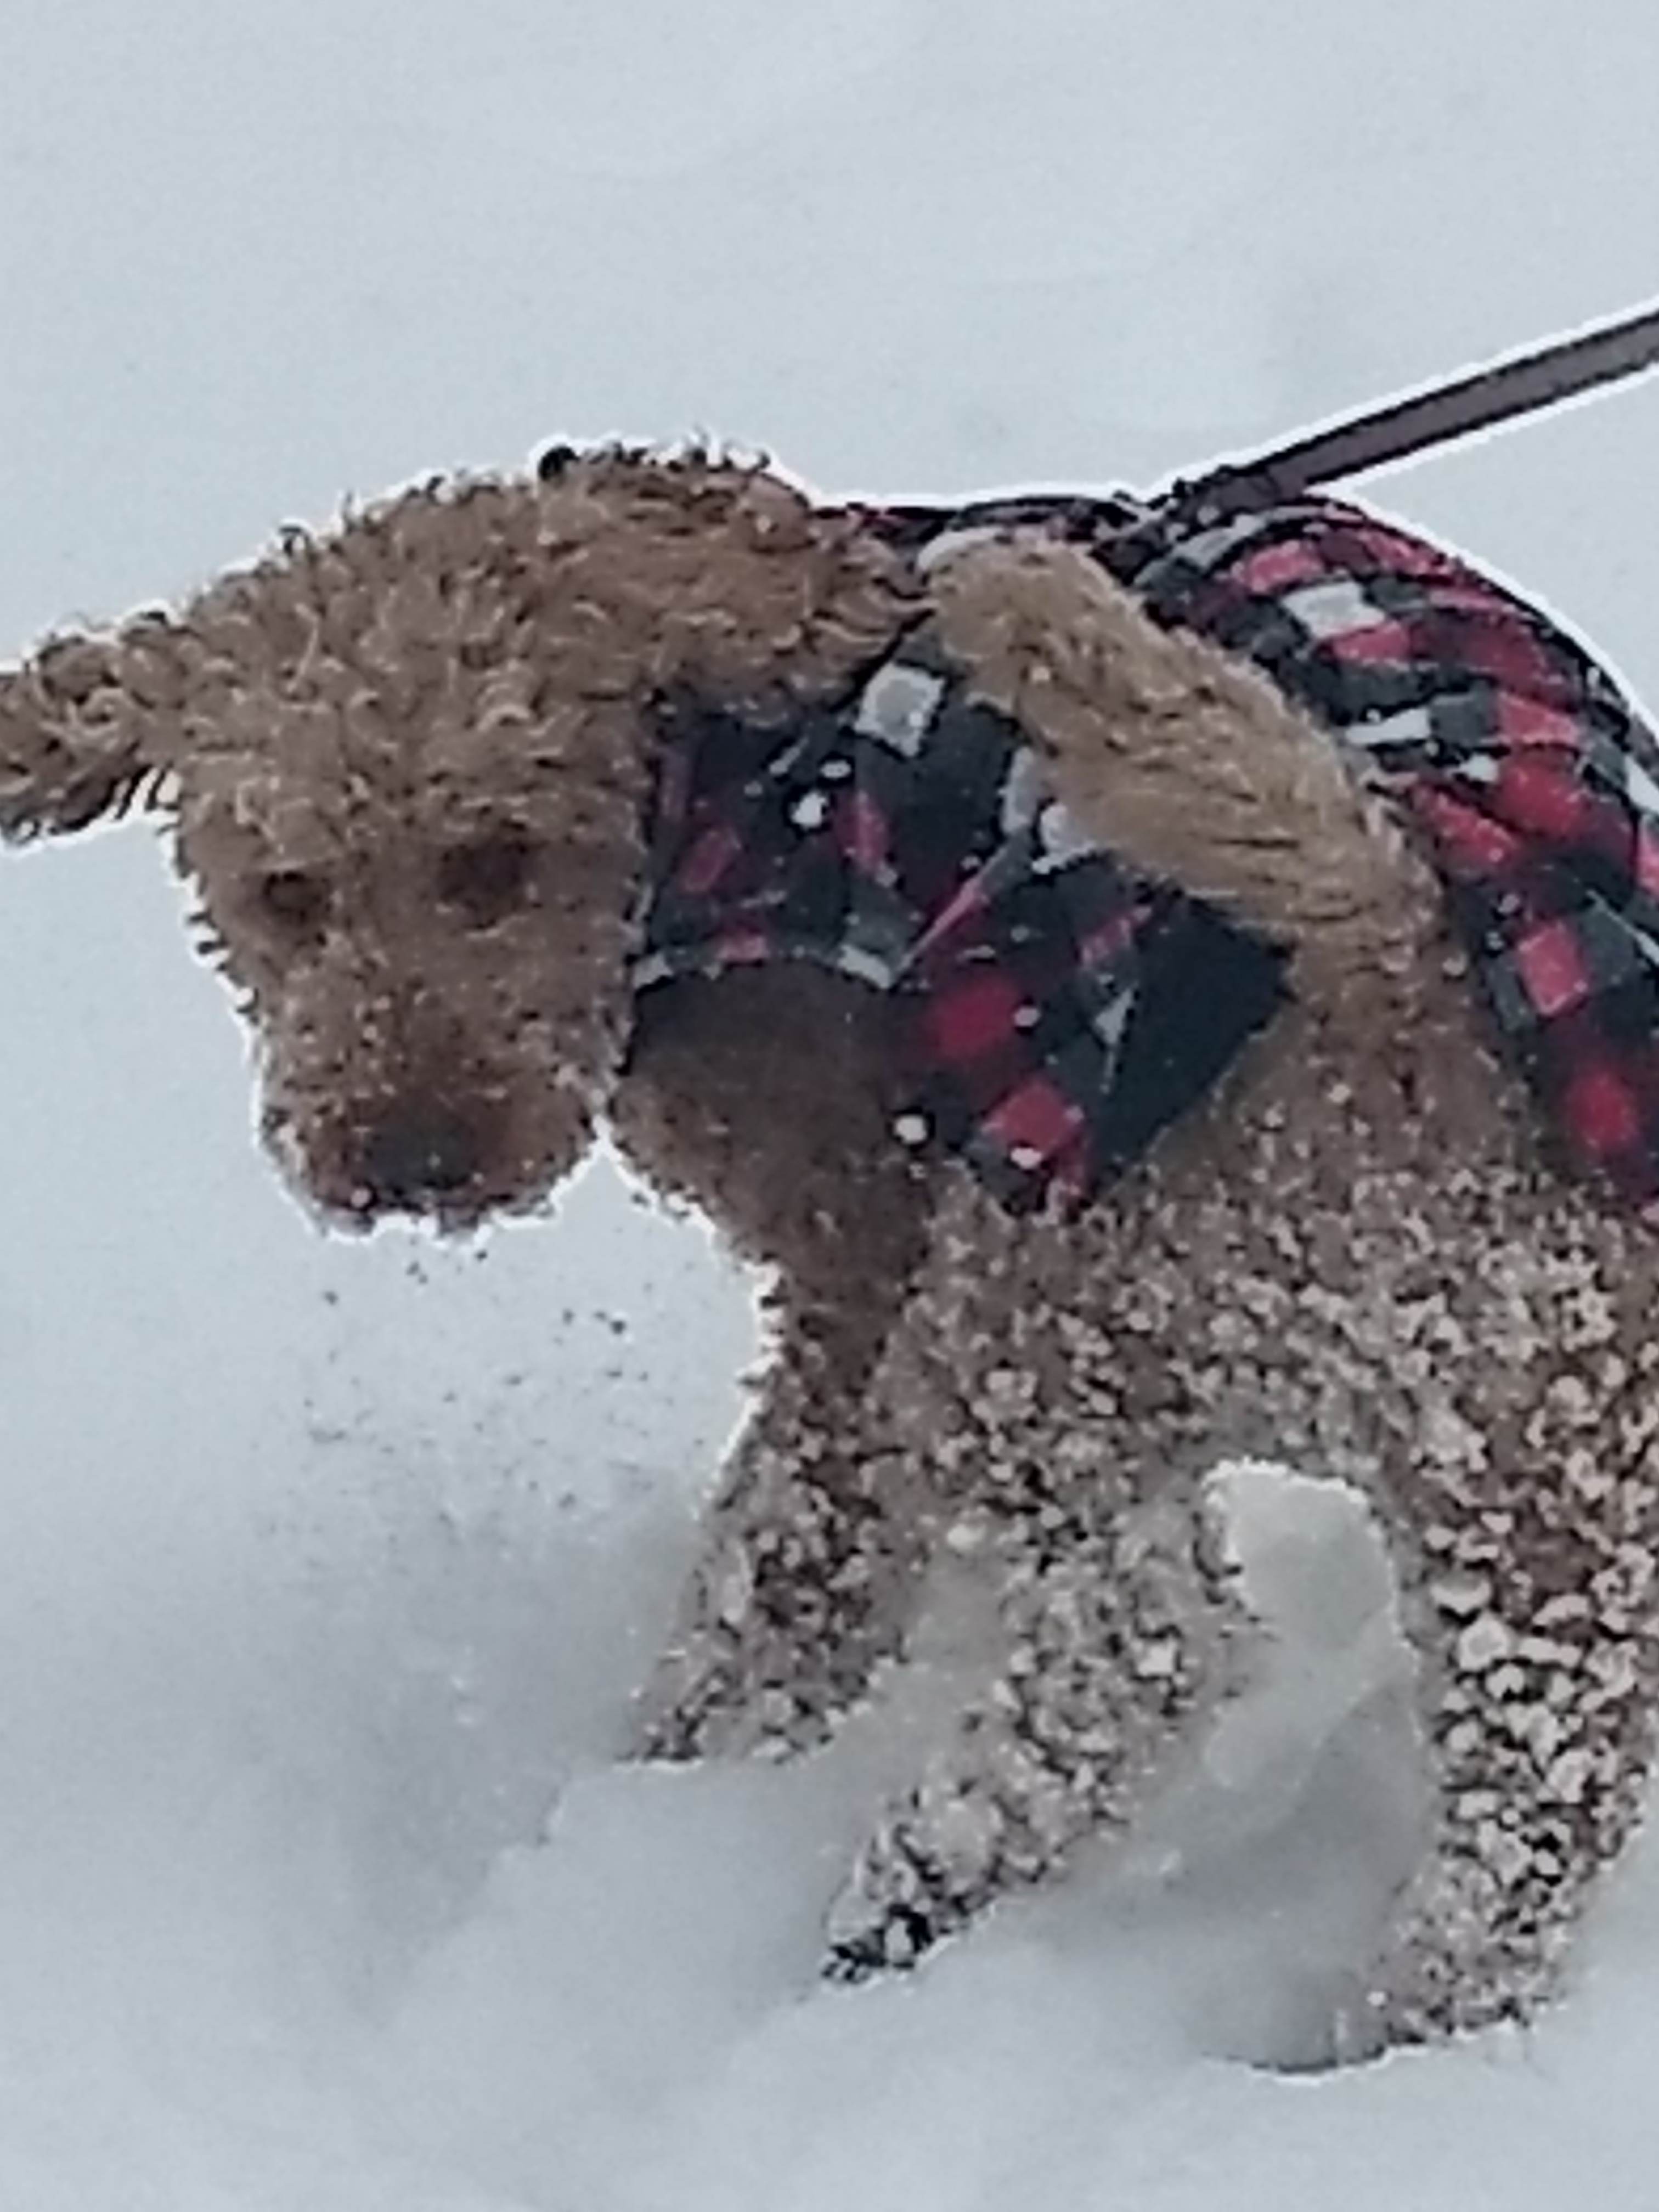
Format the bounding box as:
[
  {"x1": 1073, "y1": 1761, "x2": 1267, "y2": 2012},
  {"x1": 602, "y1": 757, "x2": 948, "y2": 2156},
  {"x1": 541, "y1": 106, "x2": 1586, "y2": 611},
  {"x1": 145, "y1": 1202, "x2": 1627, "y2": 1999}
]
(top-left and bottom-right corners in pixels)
[{"x1": 4, "y1": 448, "x2": 1657, "y2": 2058}]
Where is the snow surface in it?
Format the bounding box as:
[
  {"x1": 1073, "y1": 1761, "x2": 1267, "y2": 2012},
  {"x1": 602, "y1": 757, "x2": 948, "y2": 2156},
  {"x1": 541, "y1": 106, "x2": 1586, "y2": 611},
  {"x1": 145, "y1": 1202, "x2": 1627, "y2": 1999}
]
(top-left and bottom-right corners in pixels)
[{"x1": 4, "y1": 3, "x2": 1659, "y2": 2204}]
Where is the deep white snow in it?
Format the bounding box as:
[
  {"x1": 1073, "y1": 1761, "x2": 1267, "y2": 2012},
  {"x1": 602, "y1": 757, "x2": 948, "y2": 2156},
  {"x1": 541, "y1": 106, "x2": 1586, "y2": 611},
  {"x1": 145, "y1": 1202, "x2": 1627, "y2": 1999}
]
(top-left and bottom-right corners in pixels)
[{"x1": 4, "y1": 4, "x2": 1659, "y2": 2205}]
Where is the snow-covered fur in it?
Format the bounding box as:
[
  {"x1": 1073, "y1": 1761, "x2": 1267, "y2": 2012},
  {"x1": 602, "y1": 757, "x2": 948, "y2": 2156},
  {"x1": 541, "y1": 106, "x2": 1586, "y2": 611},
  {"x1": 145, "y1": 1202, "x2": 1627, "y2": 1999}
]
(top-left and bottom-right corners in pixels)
[{"x1": 4, "y1": 450, "x2": 1656, "y2": 2057}]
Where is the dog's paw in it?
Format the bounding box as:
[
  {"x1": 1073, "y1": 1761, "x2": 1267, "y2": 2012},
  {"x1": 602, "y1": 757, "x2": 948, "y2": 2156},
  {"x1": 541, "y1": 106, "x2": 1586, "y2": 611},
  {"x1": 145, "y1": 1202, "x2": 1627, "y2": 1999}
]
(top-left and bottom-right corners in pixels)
[
  {"x1": 823, "y1": 1906, "x2": 939, "y2": 1984},
  {"x1": 822, "y1": 1815, "x2": 984, "y2": 1982}
]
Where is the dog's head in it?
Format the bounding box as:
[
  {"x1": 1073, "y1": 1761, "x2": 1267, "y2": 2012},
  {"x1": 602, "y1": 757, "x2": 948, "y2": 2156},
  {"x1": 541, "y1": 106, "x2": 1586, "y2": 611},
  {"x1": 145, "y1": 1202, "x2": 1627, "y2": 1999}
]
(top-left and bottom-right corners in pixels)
[{"x1": 0, "y1": 455, "x2": 913, "y2": 1231}]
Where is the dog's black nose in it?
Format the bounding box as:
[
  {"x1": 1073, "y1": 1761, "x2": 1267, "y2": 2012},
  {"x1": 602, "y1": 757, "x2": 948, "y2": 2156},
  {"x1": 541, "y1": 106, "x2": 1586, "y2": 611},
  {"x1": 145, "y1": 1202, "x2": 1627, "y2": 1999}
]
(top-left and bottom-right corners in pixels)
[
  {"x1": 535, "y1": 441, "x2": 580, "y2": 482},
  {"x1": 358, "y1": 1109, "x2": 481, "y2": 1205}
]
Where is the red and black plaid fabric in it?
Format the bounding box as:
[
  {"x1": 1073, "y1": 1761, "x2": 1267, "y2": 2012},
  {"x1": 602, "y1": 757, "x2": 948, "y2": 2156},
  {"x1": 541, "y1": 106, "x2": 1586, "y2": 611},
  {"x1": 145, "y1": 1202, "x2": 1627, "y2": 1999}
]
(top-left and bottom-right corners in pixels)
[
  {"x1": 1099, "y1": 493, "x2": 1659, "y2": 1217},
  {"x1": 635, "y1": 490, "x2": 1659, "y2": 1219},
  {"x1": 635, "y1": 618, "x2": 1287, "y2": 1213}
]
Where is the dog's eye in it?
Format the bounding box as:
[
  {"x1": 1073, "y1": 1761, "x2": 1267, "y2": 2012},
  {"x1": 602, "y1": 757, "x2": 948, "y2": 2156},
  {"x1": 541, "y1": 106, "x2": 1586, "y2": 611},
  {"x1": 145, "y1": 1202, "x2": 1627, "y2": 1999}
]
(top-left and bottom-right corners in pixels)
[
  {"x1": 438, "y1": 833, "x2": 536, "y2": 926},
  {"x1": 259, "y1": 868, "x2": 331, "y2": 933}
]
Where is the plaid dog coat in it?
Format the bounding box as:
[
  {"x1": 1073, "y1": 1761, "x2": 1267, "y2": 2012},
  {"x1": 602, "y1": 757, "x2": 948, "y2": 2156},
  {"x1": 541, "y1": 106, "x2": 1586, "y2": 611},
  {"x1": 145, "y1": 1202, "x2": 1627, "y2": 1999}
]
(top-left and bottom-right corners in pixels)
[{"x1": 635, "y1": 489, "x2": 1659, "y2": 1218}]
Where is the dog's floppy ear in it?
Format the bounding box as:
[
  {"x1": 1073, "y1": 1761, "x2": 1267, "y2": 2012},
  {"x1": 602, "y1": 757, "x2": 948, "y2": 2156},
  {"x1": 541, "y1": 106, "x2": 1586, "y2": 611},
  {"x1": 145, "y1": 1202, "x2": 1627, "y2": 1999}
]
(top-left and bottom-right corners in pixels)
[
  {"x1": 0, "y1": 613, "x2": 186, "y2": 842},
  {"x1": 929, "y1": 535, "x2": 1441, "y2": 1022}
]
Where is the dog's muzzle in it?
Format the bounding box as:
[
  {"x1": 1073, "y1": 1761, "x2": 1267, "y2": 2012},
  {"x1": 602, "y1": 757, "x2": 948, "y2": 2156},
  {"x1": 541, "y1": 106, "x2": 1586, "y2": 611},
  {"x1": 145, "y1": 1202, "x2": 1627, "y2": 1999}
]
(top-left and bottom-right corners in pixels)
[{"x1": 356, "y1": 1107, "x2": 481, "y2": 1207}]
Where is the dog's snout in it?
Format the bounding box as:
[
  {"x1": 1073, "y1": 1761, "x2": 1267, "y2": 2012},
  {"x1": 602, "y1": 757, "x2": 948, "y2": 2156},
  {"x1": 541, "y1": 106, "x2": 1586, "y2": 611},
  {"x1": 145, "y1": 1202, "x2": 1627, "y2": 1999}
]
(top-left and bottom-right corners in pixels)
[{"x1": 358, "y1": 1108, "x2": 481, "y2": 1205}]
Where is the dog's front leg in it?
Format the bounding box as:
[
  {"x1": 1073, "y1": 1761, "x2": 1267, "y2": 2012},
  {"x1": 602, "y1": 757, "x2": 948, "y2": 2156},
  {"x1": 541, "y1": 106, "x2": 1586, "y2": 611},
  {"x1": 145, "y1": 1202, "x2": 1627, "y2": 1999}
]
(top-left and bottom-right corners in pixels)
[
  {"x1": 611, "y1": 969, "x2": 936, "y2": 1758},
  {"x1": 640, "y1": 1330, "x2": 939, "y2": 1757},
  {"x1": 825, "y1": 1486, "x2": 1251, "y2": 1975}
]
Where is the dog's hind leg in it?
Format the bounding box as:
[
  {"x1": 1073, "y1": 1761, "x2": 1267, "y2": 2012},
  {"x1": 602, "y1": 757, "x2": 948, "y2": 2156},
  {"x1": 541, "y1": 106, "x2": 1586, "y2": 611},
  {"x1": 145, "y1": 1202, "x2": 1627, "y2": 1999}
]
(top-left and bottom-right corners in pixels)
[
  {"x1": 1350, "y1": 1279, "x2": 1659, "y2": 2051},
  {"x1": 612, "y1": 967, "x2": 937, "y2": 1757}
]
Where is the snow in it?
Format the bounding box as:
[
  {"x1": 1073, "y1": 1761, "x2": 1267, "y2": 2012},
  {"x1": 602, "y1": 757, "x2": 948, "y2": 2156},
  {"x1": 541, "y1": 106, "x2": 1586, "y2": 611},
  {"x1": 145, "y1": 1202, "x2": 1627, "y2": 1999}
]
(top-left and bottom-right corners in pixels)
[{"x1": 4, "y1": 3, "x2": 1659, "y2": 2204}]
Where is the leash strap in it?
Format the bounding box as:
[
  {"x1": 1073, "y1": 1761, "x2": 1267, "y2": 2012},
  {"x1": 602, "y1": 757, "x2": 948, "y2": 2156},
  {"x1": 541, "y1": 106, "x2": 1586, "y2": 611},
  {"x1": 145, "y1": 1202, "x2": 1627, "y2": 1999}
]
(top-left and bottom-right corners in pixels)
[{"x1": 1167, "y1": 298, "x2": 1659, "y2": 519}]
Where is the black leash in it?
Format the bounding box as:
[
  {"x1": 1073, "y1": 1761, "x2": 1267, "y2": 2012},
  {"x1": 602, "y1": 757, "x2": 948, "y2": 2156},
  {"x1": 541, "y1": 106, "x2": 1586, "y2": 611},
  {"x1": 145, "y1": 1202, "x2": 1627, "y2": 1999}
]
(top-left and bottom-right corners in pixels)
[
  {"x1": 534, "y1": 298, "x2": 1659, "y2": 532},
  {"x1": 1167, "y1": 297, "x2": 1659, "y2": 519}
]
